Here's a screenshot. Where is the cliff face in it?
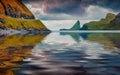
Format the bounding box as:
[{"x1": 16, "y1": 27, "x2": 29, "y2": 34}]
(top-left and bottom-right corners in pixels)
[
  {"x1": 0, "y1": 0, "x2": 50, "y2": 31},
  {"x1": 0, "y1": 0, "x2": 35, "y2": 19}
]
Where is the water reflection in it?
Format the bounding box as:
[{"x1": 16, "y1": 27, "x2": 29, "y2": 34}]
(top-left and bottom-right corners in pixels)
[
  {"x1": 0, "y1": 33, "x2": 49, "y2": 75},
  {"x1": 0, "y1": 32, "x2": 120, "y2": 75},
  {"x1": 23, "y1": 32, "x2": 120, "y2": 75}
]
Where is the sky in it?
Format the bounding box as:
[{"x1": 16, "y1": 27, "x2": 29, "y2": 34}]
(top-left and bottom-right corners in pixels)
[{"x1": 23, "y1": 0, "x2": 120, "y2": 20}]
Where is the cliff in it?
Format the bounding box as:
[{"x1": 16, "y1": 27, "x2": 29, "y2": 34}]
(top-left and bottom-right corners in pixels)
[
  {"x1": 0, "y1": 0, "x2": 34, "y2": 19},
  {"x1": 0, "y1": 0, "x2": 49, "y2": 31}
]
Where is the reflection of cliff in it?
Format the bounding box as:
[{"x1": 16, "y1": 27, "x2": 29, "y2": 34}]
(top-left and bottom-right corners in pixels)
[
  {"x1": 104, "y1": 34, "x2": 120, "y2": 49},
  {"x1": 85, "y1": 33, "x2": 120, "y2": 50},
  {"x1": 0, "y1": 34, "x2": 48, "y2": 75},
  {"x1": 60, "y1": 32, "x2": 120, "y2": 50},
  {"x1": 86, "y1": 34, "x2": 114, "y2": 50}
]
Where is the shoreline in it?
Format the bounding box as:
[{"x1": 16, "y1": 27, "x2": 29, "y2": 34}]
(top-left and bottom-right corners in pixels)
[{"x1": 57, "y1": 30, "x2": 120, "y2": 33}]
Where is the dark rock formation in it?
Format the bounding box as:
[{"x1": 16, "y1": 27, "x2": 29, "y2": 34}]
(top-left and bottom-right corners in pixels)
[
  {"x1": 0, "y1": 18, "x2": 5, "y2": 24},
  {"x1": 0, "y1": 25, "x2": 7, "y2": 30},
  {"x1": 110, "y1": 13, "x2": 120, "y2": 25},
  {"x1": 80, "y1": 24, "x2": 88, "y2": 30}
]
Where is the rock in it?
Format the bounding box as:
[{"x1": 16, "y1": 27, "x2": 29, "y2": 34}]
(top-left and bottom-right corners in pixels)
[
  {"x1": 110, "y1": 13, "x2": 120, "y2": 25},
  {"x1": 0, "y1": 18, "x2": 5, "y2": 24},
  {"x1": 80, "y1": 24, "x2": 88, "y2": 30},
  {"x1": 0, "y1": 25, "x2": 7, "y2": 30},
  {"x1": 116, "y1": 13, "x2": 120, "y2": 18}
]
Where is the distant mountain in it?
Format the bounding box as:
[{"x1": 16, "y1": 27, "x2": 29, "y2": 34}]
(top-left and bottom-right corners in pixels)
[
  {"x1": 60, "y1": 20, "x2": 80, "y2": 31},
  {"x1": 0, "y1": 0, "x2": 50, "y2": 32},
  {"x1": 80, "y1": 13, "x2": 116, "y2": 30}
]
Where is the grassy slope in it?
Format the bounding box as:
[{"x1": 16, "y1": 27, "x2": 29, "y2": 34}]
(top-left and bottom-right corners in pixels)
[
  {"x1": 0, "y1": 15, "x2": 47, "y2": 29},
  {"x1": 82, "y1": 13, "x2": 116, "y2": 30}
]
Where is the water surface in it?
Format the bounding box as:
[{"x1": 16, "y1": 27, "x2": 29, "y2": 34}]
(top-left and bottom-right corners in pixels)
[{"x1": 0, "y1": 32, "x2": 120, "y2": 75}]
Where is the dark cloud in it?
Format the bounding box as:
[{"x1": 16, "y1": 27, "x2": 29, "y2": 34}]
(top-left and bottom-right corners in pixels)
[
  {"x1": 88, "y1": 0, "x2": 120, "y2": 12},
  {"x1": 23, "y1": 0, "x2": 120, "y2": 20}
]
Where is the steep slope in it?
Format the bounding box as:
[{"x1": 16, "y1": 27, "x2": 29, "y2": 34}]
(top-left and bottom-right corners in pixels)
[{"x1": 0, "y1": 0, "x2": 34, "y2": 19}]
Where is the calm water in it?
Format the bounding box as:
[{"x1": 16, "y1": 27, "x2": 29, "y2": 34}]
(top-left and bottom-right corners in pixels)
[{"x1": 0, "y1": 32, "x2": 120, "y2": 75}]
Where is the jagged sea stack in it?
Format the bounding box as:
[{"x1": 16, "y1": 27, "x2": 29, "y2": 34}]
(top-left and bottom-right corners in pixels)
[{"x1": 70, "y1": 20, "x2": 80, "y2": 30}]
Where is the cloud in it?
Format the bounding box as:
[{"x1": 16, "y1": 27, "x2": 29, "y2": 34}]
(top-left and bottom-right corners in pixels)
[{"x1": 24, "y1": 0, "x2": 120, "y2": 20}]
